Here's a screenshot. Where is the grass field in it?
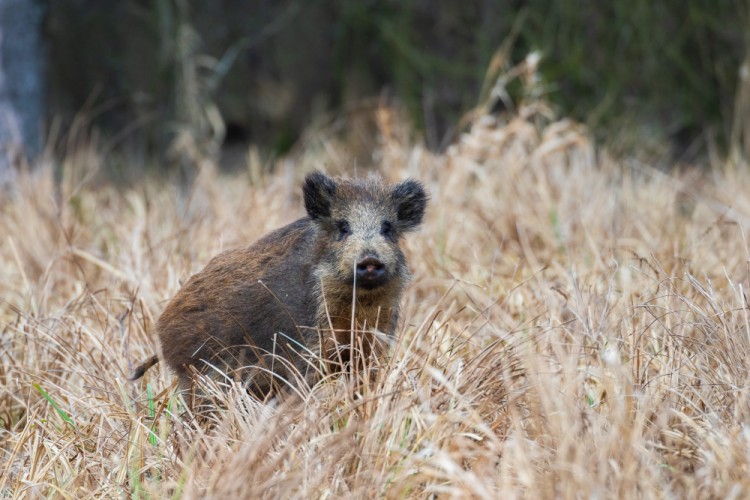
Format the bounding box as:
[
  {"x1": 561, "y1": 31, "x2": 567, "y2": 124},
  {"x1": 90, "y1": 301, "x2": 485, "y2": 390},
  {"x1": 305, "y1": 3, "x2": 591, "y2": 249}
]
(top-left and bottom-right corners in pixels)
[{"x1": 2, "y1": 103, "x2": 750, "y2": 498}]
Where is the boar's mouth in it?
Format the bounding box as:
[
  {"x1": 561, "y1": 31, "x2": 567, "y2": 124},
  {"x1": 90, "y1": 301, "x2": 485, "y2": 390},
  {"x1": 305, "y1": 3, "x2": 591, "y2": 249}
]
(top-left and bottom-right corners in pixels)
[{"x1": 353, "y1": 273, "x2": 389, "y2": 290}]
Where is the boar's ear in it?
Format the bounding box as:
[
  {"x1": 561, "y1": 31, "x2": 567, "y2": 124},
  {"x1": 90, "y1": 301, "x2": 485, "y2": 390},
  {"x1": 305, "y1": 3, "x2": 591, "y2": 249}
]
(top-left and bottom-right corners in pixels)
[
  {"x1": 303, "y1": 171, "x2": 337, "y2": 220},
  {"x1": 391, "y1": 179, "x2": 428, "y2": 232}
]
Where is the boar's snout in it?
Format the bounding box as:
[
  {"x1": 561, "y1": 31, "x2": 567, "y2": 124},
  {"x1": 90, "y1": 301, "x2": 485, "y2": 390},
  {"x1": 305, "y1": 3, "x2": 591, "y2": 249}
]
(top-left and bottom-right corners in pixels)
[{"x1": 356, "y1": 256, "x2": 387, "y2": 288}]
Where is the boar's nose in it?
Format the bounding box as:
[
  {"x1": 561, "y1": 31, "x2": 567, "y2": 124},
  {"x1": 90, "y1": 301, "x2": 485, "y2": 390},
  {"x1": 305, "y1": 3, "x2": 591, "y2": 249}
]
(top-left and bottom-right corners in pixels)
[{"x1": 356, "y1": 256, "x2": 386, "y2": 282}]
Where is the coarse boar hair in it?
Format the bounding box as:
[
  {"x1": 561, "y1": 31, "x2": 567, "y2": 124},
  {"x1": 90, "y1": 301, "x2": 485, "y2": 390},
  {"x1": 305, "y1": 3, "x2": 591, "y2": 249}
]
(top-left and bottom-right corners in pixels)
[{"x1": 130, "y1": 171, "x2": 428, "y2": 399}]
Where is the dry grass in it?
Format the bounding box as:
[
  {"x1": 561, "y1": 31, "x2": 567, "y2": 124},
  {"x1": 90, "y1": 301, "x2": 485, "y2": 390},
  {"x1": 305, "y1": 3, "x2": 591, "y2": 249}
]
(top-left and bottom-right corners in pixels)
[{"x1": 2, "y1": 103, "x2": 750, "y2": 498}]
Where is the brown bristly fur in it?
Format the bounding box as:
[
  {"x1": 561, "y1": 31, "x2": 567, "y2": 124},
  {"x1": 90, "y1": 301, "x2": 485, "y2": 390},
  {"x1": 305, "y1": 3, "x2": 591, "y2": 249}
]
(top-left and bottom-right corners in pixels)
[{"x1": 131, "y1": 171, "x2": 427, "y2": 399}]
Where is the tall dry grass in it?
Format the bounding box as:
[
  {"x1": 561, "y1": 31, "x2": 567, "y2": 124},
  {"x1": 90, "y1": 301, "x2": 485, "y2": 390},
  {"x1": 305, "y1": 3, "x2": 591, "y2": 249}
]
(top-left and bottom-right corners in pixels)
[{"x1": 2, "y1": 102, "x2": 750, "y2": 498}]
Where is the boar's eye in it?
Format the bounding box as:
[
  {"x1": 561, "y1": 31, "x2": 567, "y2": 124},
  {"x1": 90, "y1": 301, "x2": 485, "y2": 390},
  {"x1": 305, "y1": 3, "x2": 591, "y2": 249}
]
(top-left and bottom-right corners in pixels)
[
  {"x1": 380, "y1": 220, "x2": 393, "y2": 238},
  {"x1": 337, "y1": 220, "x2": 351, "y2": 239}
]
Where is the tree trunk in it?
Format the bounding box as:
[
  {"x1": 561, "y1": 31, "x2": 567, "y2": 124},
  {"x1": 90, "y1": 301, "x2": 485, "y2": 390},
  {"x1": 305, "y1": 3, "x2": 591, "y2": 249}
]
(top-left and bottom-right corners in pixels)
[{"x1": 0, "y1": 0, "x2": 44, "y2": 187}]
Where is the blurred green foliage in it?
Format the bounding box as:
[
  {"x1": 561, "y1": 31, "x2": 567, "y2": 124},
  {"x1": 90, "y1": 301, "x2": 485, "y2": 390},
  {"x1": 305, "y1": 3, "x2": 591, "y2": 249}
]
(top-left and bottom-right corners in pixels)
[
  {"x1": 518, "y1": 0, "x2": 747, "y2": 159},
  {"x1": 44, "y1": 0, "x2": 748, "y2": 164}
]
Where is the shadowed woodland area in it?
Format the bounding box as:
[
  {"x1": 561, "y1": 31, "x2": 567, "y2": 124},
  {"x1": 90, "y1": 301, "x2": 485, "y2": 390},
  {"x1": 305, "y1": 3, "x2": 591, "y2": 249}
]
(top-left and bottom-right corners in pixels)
[{"x1": 17, "y1": 0, "x2": 750, "y2": 171}]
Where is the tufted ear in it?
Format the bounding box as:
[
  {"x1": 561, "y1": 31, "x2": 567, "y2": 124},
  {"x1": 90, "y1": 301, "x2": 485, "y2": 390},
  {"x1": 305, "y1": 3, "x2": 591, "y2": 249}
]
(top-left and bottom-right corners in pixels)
[
  {"x1": 303, "y1": 171, "x2": 337, "y2": 220},
  {"x1": 391, "y1": 179, "x2": 428, "y2": 232}
]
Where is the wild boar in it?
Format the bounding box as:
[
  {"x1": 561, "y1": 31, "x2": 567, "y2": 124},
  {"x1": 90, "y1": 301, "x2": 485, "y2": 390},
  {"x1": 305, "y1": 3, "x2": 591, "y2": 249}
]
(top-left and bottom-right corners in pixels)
[{"x1": 130, "y1": 171, "x2": 427, "y2": 397}]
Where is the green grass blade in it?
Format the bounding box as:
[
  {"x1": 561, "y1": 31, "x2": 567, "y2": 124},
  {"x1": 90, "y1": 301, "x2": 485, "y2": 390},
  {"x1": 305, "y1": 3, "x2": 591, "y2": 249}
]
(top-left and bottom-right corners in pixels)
[{"x1": 34, "y1": 383, "x2": 76, "y2": 430}]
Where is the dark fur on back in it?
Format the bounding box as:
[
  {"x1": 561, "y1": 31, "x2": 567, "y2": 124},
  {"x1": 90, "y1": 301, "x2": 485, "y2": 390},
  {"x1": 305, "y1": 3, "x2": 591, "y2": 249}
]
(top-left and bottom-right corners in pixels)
[{"x1": 131, "y1": 171, "x2": 428, "y2": 397}]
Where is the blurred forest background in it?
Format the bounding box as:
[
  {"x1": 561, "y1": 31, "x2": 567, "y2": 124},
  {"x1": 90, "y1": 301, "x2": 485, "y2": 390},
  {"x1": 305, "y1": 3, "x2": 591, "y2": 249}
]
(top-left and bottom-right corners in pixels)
[{"x1": 3, "y1": 0, "x2": 750, "y2": 179}]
